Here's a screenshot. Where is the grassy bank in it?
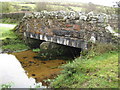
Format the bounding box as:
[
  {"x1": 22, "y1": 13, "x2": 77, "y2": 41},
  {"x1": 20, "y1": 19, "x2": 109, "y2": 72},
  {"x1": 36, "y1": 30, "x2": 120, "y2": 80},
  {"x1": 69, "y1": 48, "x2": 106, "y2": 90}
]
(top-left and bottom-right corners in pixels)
[
  {"x1": 0, "y1": 23, "x2": 29, "y2": 52},
  {"x1": 0, "y1": 24, "x2": 17, "y2": 39},
  {"x1": 50, "y1": 44, "x2": 119, "y2": 88}
]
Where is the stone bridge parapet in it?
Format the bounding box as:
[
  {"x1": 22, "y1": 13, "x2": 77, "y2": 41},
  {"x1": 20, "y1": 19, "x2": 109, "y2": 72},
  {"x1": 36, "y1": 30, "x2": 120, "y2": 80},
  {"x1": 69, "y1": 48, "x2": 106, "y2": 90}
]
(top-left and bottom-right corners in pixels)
[{"x1": 15, "y1": 11, "x2": 119, "y2": 49}]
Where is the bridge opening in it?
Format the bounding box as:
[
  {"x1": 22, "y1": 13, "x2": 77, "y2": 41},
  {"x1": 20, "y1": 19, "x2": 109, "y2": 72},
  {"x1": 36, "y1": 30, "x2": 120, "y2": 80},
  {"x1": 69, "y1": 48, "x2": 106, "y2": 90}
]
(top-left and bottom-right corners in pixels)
[
  {"x1": 24, "y1": 37, "x2": 82, "y2": 60},
  {"x1": 37, "y1": 41, "x2": 82, "y2": 60}
]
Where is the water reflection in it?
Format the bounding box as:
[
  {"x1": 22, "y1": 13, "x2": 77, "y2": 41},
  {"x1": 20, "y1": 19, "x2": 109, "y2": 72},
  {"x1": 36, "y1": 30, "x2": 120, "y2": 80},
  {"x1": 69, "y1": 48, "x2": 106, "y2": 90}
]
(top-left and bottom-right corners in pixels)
[{"x1": 0, "y1": 53, "x2": 46, "y2": 88}]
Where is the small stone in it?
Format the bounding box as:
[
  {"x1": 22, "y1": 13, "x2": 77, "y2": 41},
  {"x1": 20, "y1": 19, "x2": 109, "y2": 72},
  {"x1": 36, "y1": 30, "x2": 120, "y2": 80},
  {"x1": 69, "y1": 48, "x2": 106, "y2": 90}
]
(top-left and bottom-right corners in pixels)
[
  {"x1": 32, "y1": 74, "x2": 36, "y2": 76},
  {"x1": 23, "y1": 57, "x2": 27, "y2": 59},
  {"x1": 41, "y1": 62, "x2": 46, "y2": 64},
  {"x1": 29, "y1": 61, "x2": 34, "y2": 63}
]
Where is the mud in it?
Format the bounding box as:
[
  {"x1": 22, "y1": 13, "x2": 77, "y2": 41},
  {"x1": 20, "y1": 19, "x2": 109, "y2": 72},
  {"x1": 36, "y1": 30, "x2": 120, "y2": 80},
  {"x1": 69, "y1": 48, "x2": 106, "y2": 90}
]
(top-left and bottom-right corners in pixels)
[{"x1": 12, "y1": 50, "x2": 66, "y2": 86}]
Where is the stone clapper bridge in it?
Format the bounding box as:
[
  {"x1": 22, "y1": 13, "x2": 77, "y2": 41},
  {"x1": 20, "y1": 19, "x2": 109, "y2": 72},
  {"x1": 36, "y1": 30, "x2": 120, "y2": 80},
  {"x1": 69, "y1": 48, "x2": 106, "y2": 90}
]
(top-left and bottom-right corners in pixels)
[{"x1": 15, "y1": 11, "x2": 119, "y2": 50}]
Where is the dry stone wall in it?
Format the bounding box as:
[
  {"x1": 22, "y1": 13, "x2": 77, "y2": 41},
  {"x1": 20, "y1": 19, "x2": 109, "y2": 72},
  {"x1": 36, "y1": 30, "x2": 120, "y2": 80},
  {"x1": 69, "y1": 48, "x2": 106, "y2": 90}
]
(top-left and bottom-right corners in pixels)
[
  {"x1": 1, "y1": 12, "x2": 31, "y2": 20},
  {"x1": 15, "y1": 11, "x2": 119, "y2": 49}
]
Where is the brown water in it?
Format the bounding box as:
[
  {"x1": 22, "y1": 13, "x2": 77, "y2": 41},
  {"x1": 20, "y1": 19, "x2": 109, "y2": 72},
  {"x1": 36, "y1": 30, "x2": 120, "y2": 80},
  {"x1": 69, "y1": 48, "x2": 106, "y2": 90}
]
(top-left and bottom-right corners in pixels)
[{"x1": 12, "y1": 50, "x2": 66, "y2": 86}]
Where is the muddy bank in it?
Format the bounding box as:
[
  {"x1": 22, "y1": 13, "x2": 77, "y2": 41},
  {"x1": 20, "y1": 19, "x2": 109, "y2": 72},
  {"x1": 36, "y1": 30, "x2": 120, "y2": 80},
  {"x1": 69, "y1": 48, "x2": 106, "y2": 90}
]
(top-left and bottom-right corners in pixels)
[{"x1": 12, "y1": 50, "x2": 66, "y2": 86}]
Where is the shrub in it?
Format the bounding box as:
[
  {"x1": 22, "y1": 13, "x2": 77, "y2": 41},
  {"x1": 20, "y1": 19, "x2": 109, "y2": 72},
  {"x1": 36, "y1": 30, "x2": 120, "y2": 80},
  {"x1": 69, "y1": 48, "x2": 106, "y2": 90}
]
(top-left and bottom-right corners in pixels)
[{"x1": 81, "y1": 43, "x2": 118, "y2": 59}]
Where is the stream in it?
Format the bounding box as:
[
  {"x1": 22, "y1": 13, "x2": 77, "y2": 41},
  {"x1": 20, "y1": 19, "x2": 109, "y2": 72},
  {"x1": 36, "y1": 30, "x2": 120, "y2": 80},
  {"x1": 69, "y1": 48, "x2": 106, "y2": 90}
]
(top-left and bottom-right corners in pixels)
[
  {"x1": 0, "y1": 53, "x2": 45, "y2": 88},
  {"x1": 0, "y1": 50, "x2": 66, "y2": 88},
  {"x1": 0, "y1": 23, "x2": 66, "y2": 88}
]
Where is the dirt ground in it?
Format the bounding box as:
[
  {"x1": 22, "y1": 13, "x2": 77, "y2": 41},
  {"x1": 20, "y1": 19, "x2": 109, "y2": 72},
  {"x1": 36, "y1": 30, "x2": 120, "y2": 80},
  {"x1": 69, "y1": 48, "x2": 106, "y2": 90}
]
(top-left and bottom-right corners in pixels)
[{"x1": 12, "y1": 50, "x2": 66, "y2": 86}]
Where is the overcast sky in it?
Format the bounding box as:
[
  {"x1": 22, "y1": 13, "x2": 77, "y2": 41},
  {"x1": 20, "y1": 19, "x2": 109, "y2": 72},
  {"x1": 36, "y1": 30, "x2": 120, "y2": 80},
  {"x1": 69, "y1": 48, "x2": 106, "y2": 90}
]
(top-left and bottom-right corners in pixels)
[{"x1": 0, "y1": 0, "x2": 119, "y2": 7}]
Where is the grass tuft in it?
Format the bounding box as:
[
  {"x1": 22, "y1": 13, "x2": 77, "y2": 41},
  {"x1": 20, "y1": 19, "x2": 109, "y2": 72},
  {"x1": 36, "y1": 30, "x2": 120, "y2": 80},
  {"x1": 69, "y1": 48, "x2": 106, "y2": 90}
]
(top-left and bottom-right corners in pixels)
[{"x1": 32, "y1": 48, "x2": 41, "y2": 52}]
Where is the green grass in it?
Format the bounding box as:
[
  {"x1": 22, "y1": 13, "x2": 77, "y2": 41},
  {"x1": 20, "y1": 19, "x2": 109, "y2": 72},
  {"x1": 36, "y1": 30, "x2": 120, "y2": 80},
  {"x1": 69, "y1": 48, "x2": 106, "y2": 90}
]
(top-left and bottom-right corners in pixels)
[
  {"x1": 18, "y1": 4, "x2": 36, "y2": 10},
  {"x1": 0, "y1": 26, "x2": 17, "y2": 39},
  {"x1": 2, "y1": 43, "x2": 29, "y2": 51},
  {"x1": 48, "y1": 5, "x2": 69, "y2": 11},
  {"x1": 0, "y1": 23, "x2": 29, "y2": 52},
  {"x1": 50, "y1": 43, "x2": 119, "y2": 88},
  {"x1": 114, "y1": 29, "x2": 119, "y2": 33},
  {"x1": 70, "y1": 6, "x2": 82, "y2": 11},
  {"x1": 50, "y1": 51, "x2": 119, "y2": 88},
  {"x1": 32, "y1": 48, "x2": 41, "y2": 52}
]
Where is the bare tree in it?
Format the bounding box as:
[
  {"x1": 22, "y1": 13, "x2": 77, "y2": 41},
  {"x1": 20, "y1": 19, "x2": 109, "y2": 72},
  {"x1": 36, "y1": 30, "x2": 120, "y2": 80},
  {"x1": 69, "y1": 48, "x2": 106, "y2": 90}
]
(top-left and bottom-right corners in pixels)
[
  {"x1": 85, "y1": 2, "x2": 97, "y2": 13},
  {"x1": 35, "y1": 2, "x2": 51, "y2": 12}
]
